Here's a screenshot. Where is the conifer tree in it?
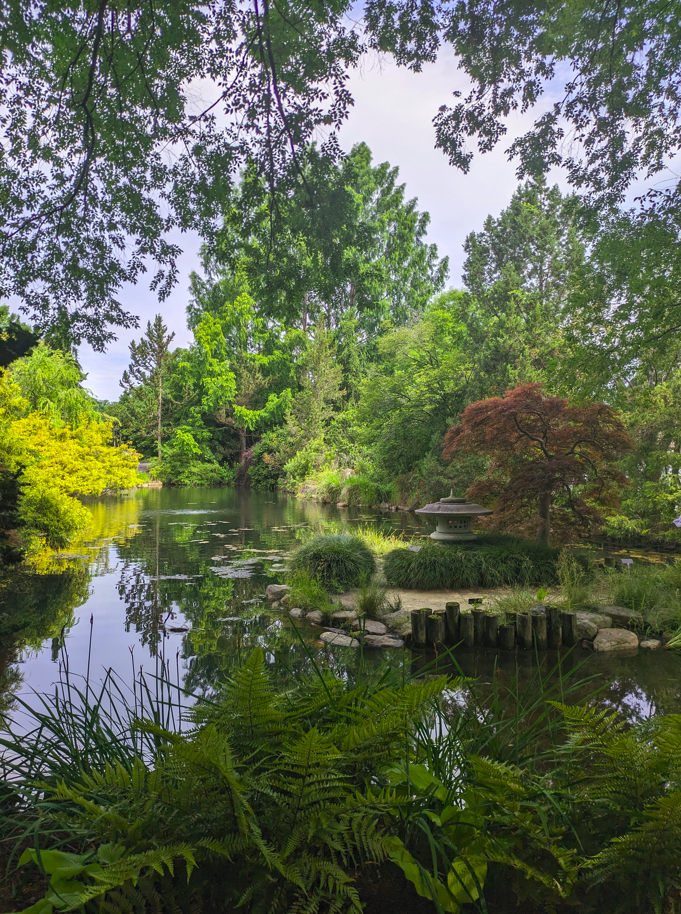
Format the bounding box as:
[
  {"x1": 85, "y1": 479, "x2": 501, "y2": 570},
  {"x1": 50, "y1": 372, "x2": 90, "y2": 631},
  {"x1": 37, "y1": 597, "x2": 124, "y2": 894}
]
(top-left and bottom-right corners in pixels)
[{"x1": 121, "y1": 316, "x2": 175, "y2": 459}]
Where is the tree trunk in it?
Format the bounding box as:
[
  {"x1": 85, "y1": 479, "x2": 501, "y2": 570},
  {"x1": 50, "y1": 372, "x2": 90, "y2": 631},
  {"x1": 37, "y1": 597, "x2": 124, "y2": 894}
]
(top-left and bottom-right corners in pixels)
[
  {"x1": 239, "y1": 428, "x2": 248, "y2": 463},
  {"x1": 157, "y1": 371, "x2": 163, "y2": 460},
  {"x1": 537, "y1": 492, "x2": 551, "y2": 546}
]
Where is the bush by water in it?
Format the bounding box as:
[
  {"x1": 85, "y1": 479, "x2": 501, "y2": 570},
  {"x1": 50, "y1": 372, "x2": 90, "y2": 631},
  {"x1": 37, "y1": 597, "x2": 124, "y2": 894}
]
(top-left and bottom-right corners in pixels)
[{"x1": 290, "y1": 534, "x2": 376, "y2": 591}]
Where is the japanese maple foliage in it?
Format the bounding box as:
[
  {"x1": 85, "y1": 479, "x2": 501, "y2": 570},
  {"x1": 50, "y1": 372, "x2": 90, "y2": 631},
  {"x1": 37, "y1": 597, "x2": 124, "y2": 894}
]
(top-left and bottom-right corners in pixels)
[{"x1": 443, "y1": 384, "x2": 633, "y2": 545}]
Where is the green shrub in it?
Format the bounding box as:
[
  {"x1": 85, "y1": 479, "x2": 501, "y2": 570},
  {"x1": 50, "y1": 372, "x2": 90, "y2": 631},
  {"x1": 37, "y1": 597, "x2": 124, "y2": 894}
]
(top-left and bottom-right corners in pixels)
[
  {"x1": 383, "y1": 536, "x2": 559, "y2": 590},
  {"x1": 340, "y1": 474, "x2": 394, "y2": 507},
  {"x1": 356, "y1": 578, "x2": 390, "y2": 620},
  {"x1": 290, "y1": 534, "x2": 376, "y2": 592}
]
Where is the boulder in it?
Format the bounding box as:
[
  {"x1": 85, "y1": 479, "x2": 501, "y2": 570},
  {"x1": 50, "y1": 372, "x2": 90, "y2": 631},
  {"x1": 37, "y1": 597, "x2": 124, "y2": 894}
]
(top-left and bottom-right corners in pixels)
[
  {"x1": 381, "y1": 607, "x2": 412, "y2": 629},
  {"x1": 599, "y1": 605, "x2": 644, "y2": 627},
  {"x1": 331, "y1": 609, "x2": 358, "y2": 623},
  {"x1": 288, "y1": 608, "x2": 304, "y2": 619},
  {"x1": 576, "y1": 612, "x2": 613, "y2": 640},
  {"x1": 593, "y1": 628, "x2": 639, "y2": 652},
  {"x1": 363, "y1": 634, "x2": 404, "y2": 648},
  {"x1": 305, "y1": 610, "x2": 323, "y2": 624},
  {"x1": 266, "y1": 584, "x2": 290, "y2": 602},
  {"x1": 640, "y1": 639, "x2": 661, "y2": 650},
  {"x1": 529, "y1": 604, "x2": 546, "y2": 615},
  {"x1": 280, "y1": 594, "x2": 290, "y2": 606},
  {"x1": 320, "y1": 631, "x2": 359, "y2": 647}
]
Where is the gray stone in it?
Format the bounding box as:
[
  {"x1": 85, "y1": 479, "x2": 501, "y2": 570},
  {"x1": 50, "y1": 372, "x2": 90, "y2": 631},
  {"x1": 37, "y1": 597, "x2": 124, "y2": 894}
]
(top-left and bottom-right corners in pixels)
[
  {"x1": 320, "y1": 631, "x2": 360, "y2": 647},
  {"x1": 576, "y1": 612, "x2": 613, "y2": 640},
  {"x1": 266, "y1": 584, "x2": 290, "y2": 602},
  {"x1": 381, "y1": 608, "x2": 412, "y2": 629},
  {"x1": 407, "y1": 545, "x2": 422, "y2": 553},
  {"x1": 280, "y1": 594, "x2": 290, "y2": 606},
  {"x1": 640, "y1": 639, "x2": 662, "y2": 650},
  {"x1": 331, "y1": 609, "x2": 358, "y2": 622},
  {"x1": 529, "y1": 604, "x2": 547, "y2": 615},
  {"x1": 288, "y1": 608, "x2": 304, "y2": 619},
  {"x1": 593, "y1": 628, "x2": 639, "y2": 652},
  {"x1": 306, "y1": 610, "x2": 323, "y2": 624},
  {"x1": 362, "y1": 634, "x2": 405, "y2": 648},
  {"x1": 599, "y1": 605, "x2": 644, "y2": 627},
  {"x1": 352, "y1": 619, "x2": 388, "y2": 634}
]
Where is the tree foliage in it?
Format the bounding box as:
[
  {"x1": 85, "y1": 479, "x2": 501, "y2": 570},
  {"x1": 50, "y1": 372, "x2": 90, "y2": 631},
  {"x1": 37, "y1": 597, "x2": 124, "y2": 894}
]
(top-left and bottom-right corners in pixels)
[{"x1": 443, "y1": 383, "x2": 633, "y2": 545}]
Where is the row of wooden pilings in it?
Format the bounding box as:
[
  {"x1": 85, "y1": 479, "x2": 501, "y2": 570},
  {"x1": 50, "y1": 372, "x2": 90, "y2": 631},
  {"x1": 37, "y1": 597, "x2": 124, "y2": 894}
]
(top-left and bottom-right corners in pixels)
[{"x1": 410, "y1": 600, "x2": 579, "y2": 650}]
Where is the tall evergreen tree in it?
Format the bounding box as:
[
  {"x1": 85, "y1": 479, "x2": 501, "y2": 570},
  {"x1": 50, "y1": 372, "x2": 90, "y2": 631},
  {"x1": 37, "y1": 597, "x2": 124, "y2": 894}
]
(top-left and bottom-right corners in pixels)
[{"x1": 121, "y1": 316, "x2": 175, "y2": 459}]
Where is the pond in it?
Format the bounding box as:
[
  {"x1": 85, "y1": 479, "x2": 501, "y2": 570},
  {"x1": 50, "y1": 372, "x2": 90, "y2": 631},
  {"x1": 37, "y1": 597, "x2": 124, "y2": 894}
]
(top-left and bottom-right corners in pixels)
[{"x1": 2, "y1": 487, "x2": 681, "y2": 722}]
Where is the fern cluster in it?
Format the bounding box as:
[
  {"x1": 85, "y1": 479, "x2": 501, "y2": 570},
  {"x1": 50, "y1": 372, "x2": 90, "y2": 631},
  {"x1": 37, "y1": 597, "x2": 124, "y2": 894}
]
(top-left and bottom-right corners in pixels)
[{"x1": 3, "y1": 650, "x2": 447, "y2": 914}]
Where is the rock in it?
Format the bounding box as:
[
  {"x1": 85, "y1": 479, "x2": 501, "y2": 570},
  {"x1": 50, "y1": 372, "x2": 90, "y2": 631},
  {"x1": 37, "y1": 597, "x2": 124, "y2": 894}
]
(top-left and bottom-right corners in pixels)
[
  {"x1": 331, "y1": 610, "x2": 358, "y2": 622},
  {"x1": 270, "y1": 601, "x2": 280, "y2": 609},
  {"x1": 288, "y1": 608, "x2": 304, "y2": 618},
  {"x1": 336, "y1": 501, "x2": 349, "y2": 507},
  {"x1": 640, "y1": 639, "x2": 661, "y2": 650},
  {"x1": 363, "y1": 634, "x2": 405, "y2": 648},
  {"x1": 581, "y1": 639, "x2": 595, "y2": 651},
  {"x1": 407, "y1": 545, "x2": 422, "y2": 553},
  {"x1": 529, "y1": 604, "x2": 546, "y2": 615},
  {"x1": 576, "y1": 612, "x2": 613, "y2": 640},
  {"x1": 266, "y1": 584, "x2": 290, "y2": 602},
  {"x1": 593, "y1": 628, "x2": 639, "y2": 652},
  {"x1": 599, "y1": 605, "x2": 644, "y2": 627},
  {"x1": 339, "y1": 468, "x2": 354, "y2": 480},
  {"x1": 382, "y1": 608, "x2": 412, "y2": 629},
  {"x1": 280, "y1": 594, "x2": 290, "y2": 606},
  {"x1": 352, "y1": 619, "x2": 388, "y2": 634},
  {"x1": 320, "y1": 631, "x2": 360, "y2": 647},
  {"x1": 306, "y1": 610, "x2": 323, "y2": 624}
]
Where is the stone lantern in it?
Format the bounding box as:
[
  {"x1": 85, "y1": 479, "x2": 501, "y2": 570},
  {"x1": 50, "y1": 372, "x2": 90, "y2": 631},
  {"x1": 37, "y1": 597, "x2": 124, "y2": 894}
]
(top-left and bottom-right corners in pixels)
[{"x1": 415, "y1": 490, "x2": 492, "y2": 542}]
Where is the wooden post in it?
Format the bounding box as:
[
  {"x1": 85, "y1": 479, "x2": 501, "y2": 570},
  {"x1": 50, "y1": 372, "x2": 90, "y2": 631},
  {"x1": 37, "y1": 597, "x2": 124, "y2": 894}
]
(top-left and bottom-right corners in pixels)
[
  {"x1": 562, "y1": 611, "x2": 578, "y2": 646},
  {"x1": 460, "y1": 613, "x2": 475, "y2": 648},
  {"x1": 516, "y1": 612, "x2": 532, "y2": 649},
  {"x1": 532, "y1": 613, "x2": 548, "y2": 650},
  {"x1": 547, "y1": 606, "x2": 562, "y2": 649},
  {"x1": 472, "y1": 610, "x2": 486, "y2": 646},
  {"x1": 499, "y1": 622, "x2": 515, "y2": 650},
  {"x1": 427, "y1": 612, "x2": 446, "y2": 648},
  {"x1": 445, "y1": 602, "x2": 460, "y2": 644},
  {"x1": 410, "y1": 608, "x2": 429, "y2": 647},
  {"x1": 485, "y1": 613, "x2": 499, "y2": 648}
]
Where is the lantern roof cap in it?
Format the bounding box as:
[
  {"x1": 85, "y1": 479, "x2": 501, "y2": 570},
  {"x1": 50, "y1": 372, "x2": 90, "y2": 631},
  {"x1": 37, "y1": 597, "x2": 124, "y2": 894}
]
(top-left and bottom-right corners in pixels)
[{"x1": 415, "y1": 490, "x2": 492, "y2": 517}]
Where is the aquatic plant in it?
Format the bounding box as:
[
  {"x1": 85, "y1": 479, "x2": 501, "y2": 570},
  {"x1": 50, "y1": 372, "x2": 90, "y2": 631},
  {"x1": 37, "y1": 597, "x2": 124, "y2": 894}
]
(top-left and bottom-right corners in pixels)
[
  {"x1": 383, "y1": 536, "x2": 558, "y2": 591},
  {"x1": 289, "y1": 534, "x2": 376, "y2": 592}
]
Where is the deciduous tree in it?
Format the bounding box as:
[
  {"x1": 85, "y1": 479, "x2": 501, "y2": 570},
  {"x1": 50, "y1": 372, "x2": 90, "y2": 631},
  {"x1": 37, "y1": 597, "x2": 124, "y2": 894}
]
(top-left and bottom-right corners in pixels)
[{"x1": 443, "y1": 383, "x2": 633, "y2": 545}]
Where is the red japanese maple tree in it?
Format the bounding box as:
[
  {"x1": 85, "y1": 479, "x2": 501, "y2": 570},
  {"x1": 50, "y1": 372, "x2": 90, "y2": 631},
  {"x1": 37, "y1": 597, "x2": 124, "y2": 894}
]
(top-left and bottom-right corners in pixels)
[{"x1": 443, "y1": 384, "x2": 633, "y2": 545}]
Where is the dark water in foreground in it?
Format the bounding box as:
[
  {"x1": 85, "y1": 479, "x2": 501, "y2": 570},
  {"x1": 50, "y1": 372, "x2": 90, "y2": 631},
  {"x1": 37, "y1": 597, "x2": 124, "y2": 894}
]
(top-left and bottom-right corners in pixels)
[{"x1": 1, "y1": 487, "x2": 680, "y2": 722}]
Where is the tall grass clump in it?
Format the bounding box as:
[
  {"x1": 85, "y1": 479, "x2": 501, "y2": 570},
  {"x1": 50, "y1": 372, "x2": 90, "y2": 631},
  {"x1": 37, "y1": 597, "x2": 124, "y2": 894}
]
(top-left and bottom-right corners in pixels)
[
  {"x1": 290, "y1": 534, "x2": 375, "y2": 591},
  {"x1": 606, "y1": 560, "x2": 681, "y2": 630},
  {"x1": 353, "y1": 524, "x2": 407, "y2": 555},
  {"x1": 383, "y1": 536, "x2": 558, "y2": 590},
  {"x1": 355, "y1": 578, "x2": 390, "y2": 619},
  {"x1": 340, "y1": 475, "x2": 394, "y2": 507},
  {"x1": 286, "y1": 569, "x2": 335, "y2": 613},
  {"x1": 488, "y1": 586, "x2": 544, "y2": 615},
  {"x1": 556, "y1": 549, "x2": 595, "y2": 609}
]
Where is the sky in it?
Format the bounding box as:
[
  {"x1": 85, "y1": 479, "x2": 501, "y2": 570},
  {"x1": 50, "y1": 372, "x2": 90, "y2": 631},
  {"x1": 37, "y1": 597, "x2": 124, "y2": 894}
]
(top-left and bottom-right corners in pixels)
[{"x1": 78, "y1": 49, "x2": 567, "y2": 401}]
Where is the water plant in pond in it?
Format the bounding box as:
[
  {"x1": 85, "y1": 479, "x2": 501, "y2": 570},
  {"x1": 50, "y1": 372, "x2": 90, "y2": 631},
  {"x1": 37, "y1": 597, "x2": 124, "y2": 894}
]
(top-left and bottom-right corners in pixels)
[{"x1": 289, "y1": 534, "x2": 376, "y2": 592}]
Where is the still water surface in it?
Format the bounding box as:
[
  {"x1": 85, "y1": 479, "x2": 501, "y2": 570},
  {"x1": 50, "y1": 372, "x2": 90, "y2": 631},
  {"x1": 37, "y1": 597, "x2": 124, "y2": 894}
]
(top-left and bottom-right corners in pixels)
[{"x1": 4, "y1": 487, "x2": 681, "y2": 721}]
